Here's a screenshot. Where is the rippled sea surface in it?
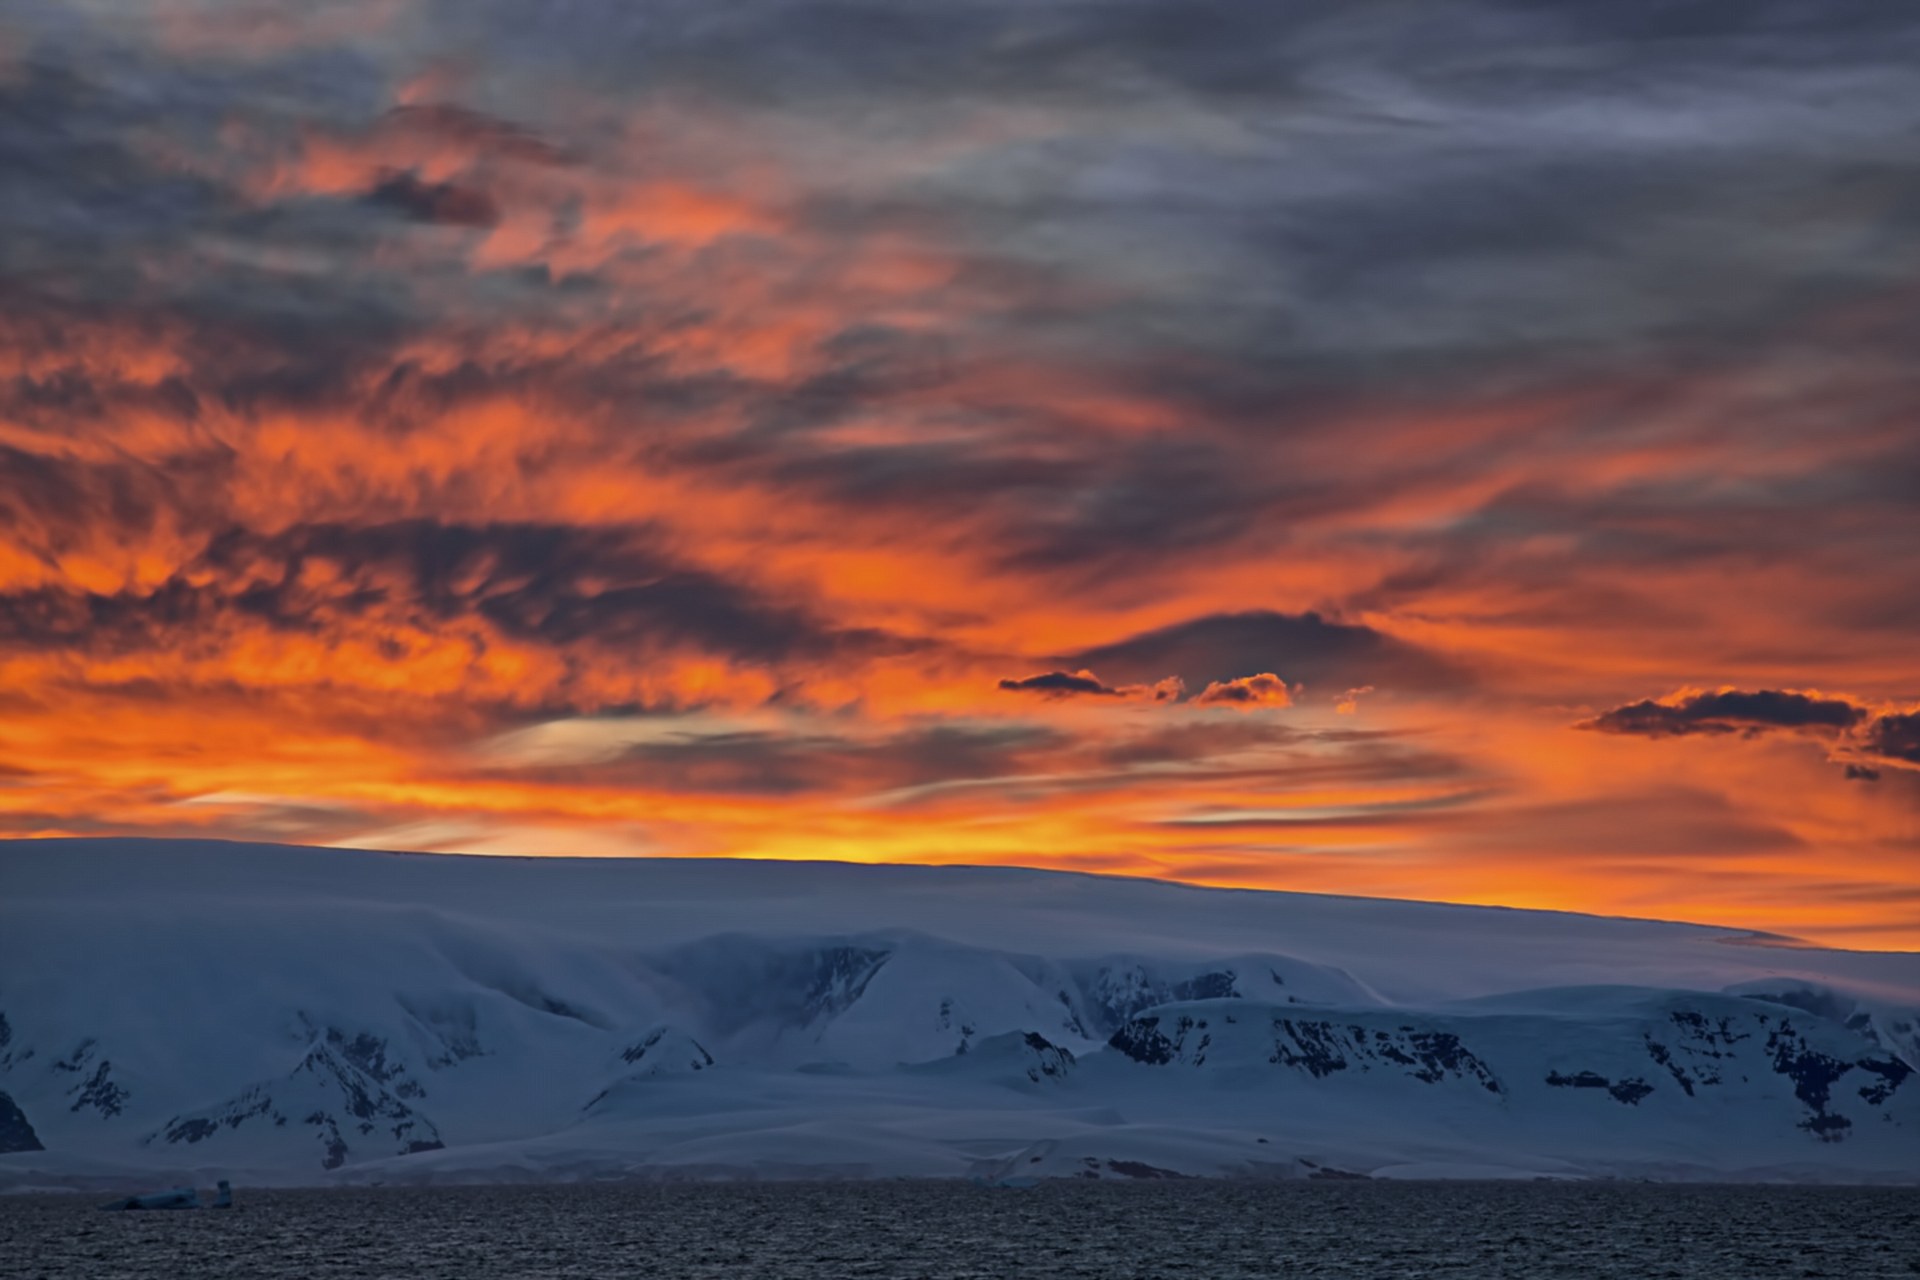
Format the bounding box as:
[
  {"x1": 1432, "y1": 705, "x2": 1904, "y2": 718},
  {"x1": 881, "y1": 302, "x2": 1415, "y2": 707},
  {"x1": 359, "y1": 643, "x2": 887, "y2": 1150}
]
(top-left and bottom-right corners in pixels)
[{"x1": 6, "y1": 1181, "x2": 1920, "y2": 1279}]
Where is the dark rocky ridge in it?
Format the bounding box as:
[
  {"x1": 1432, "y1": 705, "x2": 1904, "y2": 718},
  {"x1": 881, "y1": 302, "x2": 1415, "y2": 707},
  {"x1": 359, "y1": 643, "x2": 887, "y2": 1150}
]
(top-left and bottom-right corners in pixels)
[{"x1": 0, "y1": 1090, "x2": 41, "y2": 1153}]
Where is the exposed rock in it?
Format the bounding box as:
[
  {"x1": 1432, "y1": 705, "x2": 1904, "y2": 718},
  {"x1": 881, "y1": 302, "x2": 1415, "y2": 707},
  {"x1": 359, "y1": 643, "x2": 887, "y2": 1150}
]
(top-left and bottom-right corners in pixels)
[
  {"x1": 1857, "y1": 1057, "x2": 1913, "y2": 1107},
  {"x1": 1019, "y1": 1032, "x2": 1076, "y2": 1083},
  {"x1": 148, "y1": 1030, "x2": 441, "y2": 1169},
  {"x1": 1265, "y1": 1019, "x2": 1502, "y2": 1093},
  {"x1": 1768, "y1": 1020, "x2": 1858, "y2": 1140},
  {"x1": 618, "y1": 1026, "x2": 715, "y2": 1074},
  {"x1": 1079, "y1": 964, "x2": 1241, "y2": 1030},
  {"x1": 803, "y1": 946, "x2": 892, "y2": 1022},
  {"x1": 0, "y1": 1090, "x2": 42, "y2": 1153},
  {"x1": 54, "y1": 1040, "x2": 129, "y2": 1118},
  {"x1": 1108, "y1": 1005, "x2": 1504, "y2": 1094},
  {"x1": 937, "y1": 998, "x2": 978, "y2": 1055},
  {"x1": 1546, "y1": 1070, "x2": 1655, "y2": 1105}
]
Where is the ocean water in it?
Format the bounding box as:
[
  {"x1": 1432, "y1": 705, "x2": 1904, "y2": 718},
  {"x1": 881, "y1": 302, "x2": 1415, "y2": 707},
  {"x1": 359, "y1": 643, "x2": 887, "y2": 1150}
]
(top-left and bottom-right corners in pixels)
[{"x1": 5, "y1": 1180, "x2": 1920, "y2": 1279}]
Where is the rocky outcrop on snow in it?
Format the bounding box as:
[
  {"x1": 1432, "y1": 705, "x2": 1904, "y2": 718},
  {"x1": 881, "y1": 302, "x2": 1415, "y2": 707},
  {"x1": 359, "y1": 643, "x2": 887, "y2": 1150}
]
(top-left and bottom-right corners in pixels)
[
  {"x1": 54, "y1": 1040, "x2": 129, "y2": 1119},
  {"x1": 0, "y1": 1091, "x2": 41, "y2": 1153},
  {"x1": 583, "y1": 1025, "x2": 718, "y2": 1113},
  {"x1": 1101, "y1": 989, "x2": 1916, "y2": 1161},
  {"x1": 145, "y1": 1026, "x2": 442, "y2": 1170},
  {"x1": 1544, "y1": 1070, "x2": 1655, "y2": 1105},
  {"x1": 1109, "y1": 1003, "x2": 1503, "y2": 1094},
  {"x1": 617, "y1": 1026, "x2": 715, "y2": 1076},
  {"x1": 1070, "y1": 955, "x2": 1379, "y2": 1033},
  {"x1": 910, "y1": 1029, "x2": 1077, "y2": 1090}
]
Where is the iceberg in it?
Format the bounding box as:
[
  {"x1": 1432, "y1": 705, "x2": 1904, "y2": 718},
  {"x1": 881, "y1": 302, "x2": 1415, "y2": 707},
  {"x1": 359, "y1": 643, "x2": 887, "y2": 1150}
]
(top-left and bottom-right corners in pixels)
[{"x1": 101, "y1": 1179, "x2": 231, "y2": 1211}]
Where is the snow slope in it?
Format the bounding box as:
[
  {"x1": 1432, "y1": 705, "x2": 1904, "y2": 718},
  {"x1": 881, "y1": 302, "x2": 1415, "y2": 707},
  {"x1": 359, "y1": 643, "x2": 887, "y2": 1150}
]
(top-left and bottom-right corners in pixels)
[{"x1": 2, "y1": 838, "x2": 1916, "y2": 1187}]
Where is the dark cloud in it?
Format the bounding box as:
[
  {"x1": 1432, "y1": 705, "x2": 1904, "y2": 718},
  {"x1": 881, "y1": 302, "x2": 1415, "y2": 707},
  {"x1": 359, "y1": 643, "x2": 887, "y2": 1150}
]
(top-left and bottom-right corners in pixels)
[
  {"x1": 1581, "y1": 689, "x2": 1920, "y2": 777},
  {"x1": 1, "y1": 367, "x2": 202, "y2": 429},
  {"x1": 0, "y1": 519, "x2": 909, "y2": 671},
  {"x1": 995, "y1": 438, "x2": 1265, "y2": 573},
  {"x1": 0, "y1": 61, "x2": 223, "y2": 292},
  {"x1": 374, "y1": 103, "x2": 575, "y2": 168},
  {"x1": 0, "y1": 442, "x2": 232, "y2": 555},
  {"x1": 551, "y1": 0, "x2": 1920, "y2": 394},
  {"x1": 1859, "y1": 711, "x2": 1920, "y2": 766},
  {"x1": 18, "y1": 0, "x2": 1920, "y2": 409},
  {"x1": 363, "y1": 170, "x2": 500, "y2": 228},
  {"x1": 997, "y1": 670, "x2": 1121, "y2": 698},
  {"x1": 1066, "y1": 611, "x2": 1459, "y2": 695},
  {"x1": 735, "y1": 430, "x2": 1267, "y2": 586},
  {"x1": 0, "y1": 64, "x2": 547, "y2": 417},
  {"x1": 1580, "y1": 689, "x2": 1865, "y2": 738}
]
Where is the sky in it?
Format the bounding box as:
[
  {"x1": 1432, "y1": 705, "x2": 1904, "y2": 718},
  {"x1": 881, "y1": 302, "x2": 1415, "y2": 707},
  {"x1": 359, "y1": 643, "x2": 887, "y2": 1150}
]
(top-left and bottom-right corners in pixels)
[{"x1": 2, "y1": 1, "x2": 1917, "y2": 948}]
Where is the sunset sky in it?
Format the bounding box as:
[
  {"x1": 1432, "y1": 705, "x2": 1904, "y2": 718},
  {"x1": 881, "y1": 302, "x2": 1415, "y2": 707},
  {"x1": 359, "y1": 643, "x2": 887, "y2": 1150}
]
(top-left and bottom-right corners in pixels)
[{"x1": 3, "y1": 1, "x2": 1917, "y2": 947}]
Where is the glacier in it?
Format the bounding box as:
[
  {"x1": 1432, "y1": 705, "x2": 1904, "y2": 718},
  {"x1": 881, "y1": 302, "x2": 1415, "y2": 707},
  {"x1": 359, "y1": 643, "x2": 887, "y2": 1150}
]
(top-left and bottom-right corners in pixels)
[{"x1": 1, "y1": 837, "x2": 1916, "y2": 1188}]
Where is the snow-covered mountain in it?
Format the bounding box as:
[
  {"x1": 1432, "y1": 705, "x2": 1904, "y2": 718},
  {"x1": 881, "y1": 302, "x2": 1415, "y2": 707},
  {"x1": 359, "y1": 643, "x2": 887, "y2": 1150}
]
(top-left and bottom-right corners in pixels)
[{"x1": 2, "y1": 838, "x2": 1916, "y2": 1186}]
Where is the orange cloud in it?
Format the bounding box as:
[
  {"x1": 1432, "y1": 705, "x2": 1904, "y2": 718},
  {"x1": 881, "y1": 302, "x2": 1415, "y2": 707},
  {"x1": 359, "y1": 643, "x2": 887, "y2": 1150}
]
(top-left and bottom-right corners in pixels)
[{"x1": 1193, "y1": 673, "x2": 1294, "y2": 710}]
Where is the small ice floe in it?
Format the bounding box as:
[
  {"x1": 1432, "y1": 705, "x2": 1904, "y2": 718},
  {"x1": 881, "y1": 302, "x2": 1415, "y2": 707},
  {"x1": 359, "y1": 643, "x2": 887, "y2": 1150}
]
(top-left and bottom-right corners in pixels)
[{"x1": 100, "y1": 1179, "x2": 232, "y2": 1211}]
